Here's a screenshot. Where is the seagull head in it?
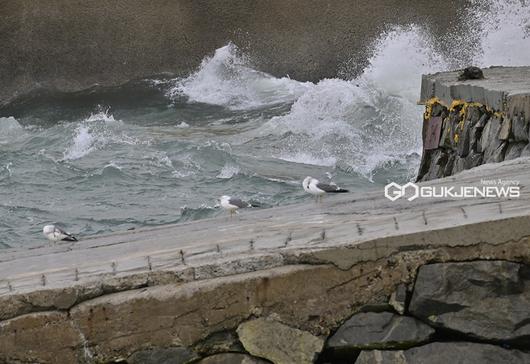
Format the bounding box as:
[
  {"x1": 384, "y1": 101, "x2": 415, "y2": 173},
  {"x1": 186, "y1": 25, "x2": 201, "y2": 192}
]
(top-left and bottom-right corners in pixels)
[
  {"x1": 43, "y1": 225, "x2": 54, "y2": 235},
  {"x1": 302, "y1": 176, "x2": 312, "y2": 190}
]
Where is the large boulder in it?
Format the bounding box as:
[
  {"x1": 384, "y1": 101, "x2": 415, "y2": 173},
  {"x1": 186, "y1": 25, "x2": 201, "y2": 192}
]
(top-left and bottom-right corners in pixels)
[
  {"x1": 237, "y1": 318, "x2": 324, "y2": 364},
  {"x1": 511, "y1": 114, "x2": 529, "y2": 142},
  {"x1": 498, "y1": 117, "x2": 512, "y2": 141},
  {"x1": 409, "y1": 261, "x2": 530, "y2": 342},
  {"x1": 193, "y1": 330, "x2": 244, "y2": 356},
  {"x1": 418, "y1": 149, "x2": 450, "y2": 181},
  {"x1": 457, "y1": 105, "x2": 483, "y2": 157},
  {"x1": 481, "y1": 116, "x2": 503, "y2": 160},
  {"x1": 522, "y1": 143, "x2": 530, "y2": 157},
  {"x1": 0, "y1": 312, "x2": 84, "y2": 363},
  {"x1": 327, "y1": 312, "x2": 434, "y2": 351},
  {"x1": 388, "y1": 284, "x2": 408, "y2": 315},
  {"x1": 485, "y1": 141, "x2": 508, "y2": 163},
  {"x1": 355, "y1": 342, "x2": 530, "y2": 364},
  {"x1": 127, "y1": 347, "x2": 199, "y2": 364},
  {"x1": 505, "y1": 142, "x2": 527, "y2": 160},
  {"x1": 197, "y1": 353, "x2": 271, "y2": 364}
]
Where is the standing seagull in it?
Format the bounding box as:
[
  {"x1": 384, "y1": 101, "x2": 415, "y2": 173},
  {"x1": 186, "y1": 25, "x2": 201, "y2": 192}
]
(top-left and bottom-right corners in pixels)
[
  {"x1": 43, "y1": 225, "x2": 78, "y2": 242},
  {"x1": 219, "y1": 195, "x2": 253, "y2": 217},
  {"x1": 302, "y1": 176, "x2": 349, "y2": 202}
]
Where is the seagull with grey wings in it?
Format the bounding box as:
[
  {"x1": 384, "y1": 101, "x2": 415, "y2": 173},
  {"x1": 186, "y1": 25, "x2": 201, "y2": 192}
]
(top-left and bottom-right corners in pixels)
[
  {"x1": 43, "y1": 224, "x2": 78, "y2": 242},
  {"x1": 302, "y1": 176, "x2": 349, "y2": 202},
  {"x1": 219, "y1": 195, "x2": 255, "y2": 217}
]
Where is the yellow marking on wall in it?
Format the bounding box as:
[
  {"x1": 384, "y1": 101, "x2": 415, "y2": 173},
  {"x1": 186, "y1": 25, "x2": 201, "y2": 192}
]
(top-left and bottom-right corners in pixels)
[{"x1": 424, "y1": 97, "x2": 442, "y2": 120}]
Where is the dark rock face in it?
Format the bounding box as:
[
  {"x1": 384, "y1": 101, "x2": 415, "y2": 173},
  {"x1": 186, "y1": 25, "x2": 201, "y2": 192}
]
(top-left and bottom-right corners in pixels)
[
  {"x1": 481, "y1": 116, "x2": 505, "y2": 162},
  {"x1": 127, "y1": 347, "x2": 199, "y2": 364},
  {"x1": 522, "y1": 143, "x2": 530, "y2": 156},
  {"x1": 327, "y1": 312, "x2": 434, "y2": 351},
  {"x1": 389, "y1": 284, "x2": 408, "y2": 315},
  {"x1": 409, "y1": 261, "x2": 530, "y2": 343},
  {"x1": 485, "y1": 141, "x2": 508, "y2": 163},
  {"x1": 197, "y1": 353, "x2": 271, "y2": 364},
  {"x1": 458, "y1": 66, "x2": 485, "y2": 81},
  {"x1": 472, "y1": 113, "x2": 489, "y2": 152},
  {"x1": 512, "y1": 114, "x2": 529, "y2": 142},
  {"x1": 418, "y1": 100, "x2": 529, "y2": 181},
  {"x1": 417, "y1": 149, "x2": 450, "y2": 181},
  {"x1": 355, "y1": 342, "x2": 530, "y2": 364},
  {"x1": 505, "y1": 142, "x2": 526, "y2": 160},
  {"x1": 193, "y1": 330, "x2": 245, "y2": 356}
]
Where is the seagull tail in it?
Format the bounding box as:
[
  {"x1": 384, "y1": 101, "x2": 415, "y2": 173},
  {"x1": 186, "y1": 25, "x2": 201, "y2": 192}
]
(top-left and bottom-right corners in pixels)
[
  {"x1": 62, "y1": 235, "x2": 78, "y2": 242},
  {"x1": 330, "y1": 188, "x2": 349, "y2": 193}
]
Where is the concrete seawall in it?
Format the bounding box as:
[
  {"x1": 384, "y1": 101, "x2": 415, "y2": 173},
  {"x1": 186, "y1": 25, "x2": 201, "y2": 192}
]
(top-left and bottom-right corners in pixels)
[
  {"x1": 1, "y1": 158, "x2": 530, "y2": 363},
  {"x1": 0, "y1": 0, "x2": 468, "y2": 105}
]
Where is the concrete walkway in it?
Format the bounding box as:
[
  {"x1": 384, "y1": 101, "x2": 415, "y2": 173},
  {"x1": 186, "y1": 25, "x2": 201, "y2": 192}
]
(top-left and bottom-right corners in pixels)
[{"x1": 2, "y1": 157, "x2": 530, "y2": 298}]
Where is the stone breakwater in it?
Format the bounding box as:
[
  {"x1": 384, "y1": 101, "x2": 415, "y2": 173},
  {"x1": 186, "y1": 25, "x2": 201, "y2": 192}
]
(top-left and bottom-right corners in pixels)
[
  {"x1": 417, "y1": 66, "x2": 530, "y2": 181},
  {"x1": 1, "y1": 157, "x2": 530, "y2": 363}
]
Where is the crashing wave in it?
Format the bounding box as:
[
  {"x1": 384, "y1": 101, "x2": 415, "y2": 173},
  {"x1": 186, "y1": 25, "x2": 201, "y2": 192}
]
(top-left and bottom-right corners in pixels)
[
  {"x1": 62, "y1": 109, "x2": 146, "y2": 161},
  {"x1": 167, "y1": 43, "x2": 312, "y2": 110}
]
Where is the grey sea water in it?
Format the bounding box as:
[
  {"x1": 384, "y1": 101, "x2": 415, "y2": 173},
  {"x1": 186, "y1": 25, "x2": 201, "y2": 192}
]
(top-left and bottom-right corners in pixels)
[{"x1": 1, "y1": 0, "x2": 529, "y2": 248}]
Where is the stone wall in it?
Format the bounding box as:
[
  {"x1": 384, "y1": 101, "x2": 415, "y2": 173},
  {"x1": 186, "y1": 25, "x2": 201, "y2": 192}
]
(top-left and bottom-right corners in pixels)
[
  {"x1": 417, "y1": 99, "x2": 530, "y2": 181},
  {"x1": 324, "y1": 260, "x2": 530, "y2": 363},
  {"x1": 2, "y1": 203, "x2": 530, "y2": 364},
  {"x1": 2, "y1": 257, "x2": 529, "y2": 363},
  {"x1": 417, "y1": 67, "x2": 530, "y2": 181},
  {"x1": 0, "y1": 0, "x2": 468, "y2": 105}
]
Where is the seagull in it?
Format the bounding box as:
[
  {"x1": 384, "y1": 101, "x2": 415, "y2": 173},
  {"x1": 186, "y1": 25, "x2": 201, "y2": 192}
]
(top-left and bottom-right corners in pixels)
[
  {"x1": 219, "y1": 195, "x2": 253, "y2": 217},
  {"x1": 43, "y1": 225, "x2": 78, "y2": 242},
  {"x1": 302, "y1": 176, "x2": 349, "y2": 202}
]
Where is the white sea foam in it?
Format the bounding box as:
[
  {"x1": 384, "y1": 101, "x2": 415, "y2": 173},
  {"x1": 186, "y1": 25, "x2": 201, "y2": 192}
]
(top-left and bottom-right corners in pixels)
[
  {"x1": 167, "y1": 43, "x2": 312, "y2": 110},
  {"x1": 217, "y1": 163, "x2": 240, "y2": 179},
  {"x1": 63, "y1": 109, "x2": 145, "y2": 161},
  {"x1": 1, "y1": 162, "x2": 13, "y2": 178},
  {"x1": 171, "y1": 154, "x2": 200, "y2": 178},
  {"x1": 240, "y1": 0, "x2": 528, "y2": 179},
  {"x1": 251, "y1": 25, "x2": 446, "y2": 178},
  {"x1": 166, "y1": 23, "x2": 452, "y2": 179},
  {"x1": 85, "y1": 109, "x2": 117, "y2": 123},
  {"x1": 278, "y1": 152, "x2": 337, "y2": 167},
  {"x1": 361, "y1": 25, "x2": 448, "y2": 102},
  {"x1": 0, "y1": 117, "x2": 25, "y2": 144},
  {"x1": 64, "y1": 125, "x2": 96, "y2": 160},
  {"x1": 177, "y1": 122, "x2": 190, "y2": 128},
  {"x1": 149, "y1": 152, "x2": 174, "y2": 169},
  {"x1": 103, "y1": 161, "x2": 122, "y2": 171}
]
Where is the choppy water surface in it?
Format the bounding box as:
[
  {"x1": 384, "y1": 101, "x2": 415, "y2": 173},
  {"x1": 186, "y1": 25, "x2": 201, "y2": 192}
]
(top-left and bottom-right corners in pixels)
[{"x1": 1, "y1": 0, "x2": 529, "y2": 248}]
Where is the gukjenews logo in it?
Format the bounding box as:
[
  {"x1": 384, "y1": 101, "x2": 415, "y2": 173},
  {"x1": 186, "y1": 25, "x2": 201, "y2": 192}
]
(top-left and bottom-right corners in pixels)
[
  {"x1": 384, "y1": 181, "x2": 520, "y2": 201},
  {"x1": 384, "y1": 182, "x2": 419, "y2": 201}
]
